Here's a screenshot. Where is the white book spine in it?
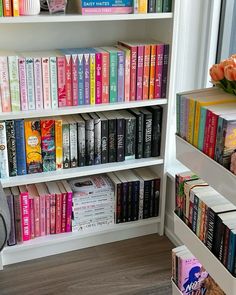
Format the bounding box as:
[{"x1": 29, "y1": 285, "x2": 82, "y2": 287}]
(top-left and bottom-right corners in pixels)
[
  {"x1": 0, "y1": 122, "x2": 9, "y2": 178},
  {"x1": 33, "y1": 57, "x2": 44, "y2": 110},
  {"x1": 25, "y1": 58, "x2": 36, "y2": 110},
  {"x1": 8, "y1": 56, "x2": 21, "y2": 111},
  {"x1": 42, "y1": 57, "x2": 51, "y2": 109},
  {"x1": 0, "y1": 56, "x2": 11, "y2": 112},
  {"x1": 69, "y1": 122, "x2": 78, "y2": 167},
  {"x1": 18, "y1": 58, "x2": 28, "y2": 111},
  {"x1": 50, "y1": 56, "x2": 58, "y2": 109}
]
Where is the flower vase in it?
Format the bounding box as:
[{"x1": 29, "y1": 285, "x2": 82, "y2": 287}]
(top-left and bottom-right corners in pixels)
[{"x1": 20, "y1": 0, "x2": 41, "y2": 15}]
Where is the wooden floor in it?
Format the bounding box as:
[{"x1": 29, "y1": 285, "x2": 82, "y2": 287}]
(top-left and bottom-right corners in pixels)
[{"x1": 0, "y1": 234, "x2": 174, "y2": 295}]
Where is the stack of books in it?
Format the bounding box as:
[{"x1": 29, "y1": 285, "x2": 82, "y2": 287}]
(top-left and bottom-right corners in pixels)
[{"x1": 175, "y1": 171, "x2": 236, "y2": 277}]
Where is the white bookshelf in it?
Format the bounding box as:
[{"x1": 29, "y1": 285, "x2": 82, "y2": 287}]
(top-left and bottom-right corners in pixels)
[
  {"x1": 0, "y1": 0, "x2": 180, "y2": 269},
  {"x1": 171, "y1": 279, "x2": 182, "y2": 295}
]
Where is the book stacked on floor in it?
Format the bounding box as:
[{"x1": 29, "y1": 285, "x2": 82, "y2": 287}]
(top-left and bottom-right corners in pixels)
[
  {"x1": 172, "y1": 245, "x2": 225, "y2": 295},
  {"x1": 0, "y1": 41, "x2": 169, "y2": 113},
  {"x1": 176, "y1": 87, "x2": 236, "y2": 173},
  {"x1": 175, "y1": 171, "x2": 236, "y2": 277},
  {"x1": 0, "y1": 106, "x2": 163, "y2": 179}
]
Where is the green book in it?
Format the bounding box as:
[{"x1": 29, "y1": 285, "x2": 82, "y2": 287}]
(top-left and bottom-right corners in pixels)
[
  {"x1": 0, "y1": 0, "x2": 3, "y2": 17},
  {"x1": 156, "y1": 0, "x2": 162, "y2": 12},
  {"x1": 162, "y1": 0, "x2": 172, "y2": 12}
]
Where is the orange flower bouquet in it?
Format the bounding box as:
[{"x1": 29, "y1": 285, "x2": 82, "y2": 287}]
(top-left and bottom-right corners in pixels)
[{"x1": 209, "y1": 54, "x2": 236, "y2": 95}]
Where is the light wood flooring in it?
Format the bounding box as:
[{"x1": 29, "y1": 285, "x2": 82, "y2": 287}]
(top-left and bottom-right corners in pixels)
[{"x1": 0, "y1": 234, "x2": 174, "y2": 295}]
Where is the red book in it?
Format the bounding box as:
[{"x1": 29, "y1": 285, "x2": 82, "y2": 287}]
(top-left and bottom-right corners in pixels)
[
  {"x1": 95, "y1": 51, "x2": 102, "y2": 104},
  {"x1": 64, "y1": 54, "x2": 73, "y2": 106},
  {"x1": 62, "y1": 180, "x2": 73, "y2": 233},
  {"x1": 57, "y1": 56, "x2": 66, "y2": 107},
  {"x1": 71, "y1": 54, "x2": 79, "y2": 106},
  {"x1": 154, "y1": 43, "x2": 164, "y2": 99},
  {"x1": 19, "y1": 186, "x2": 30, "y2": 241},
  {"x1": 208, "y1": 112, "x2": 218, "y2": 159},
  {"x1": 3, "y1": 0, "x2": 12, "y2": 16},
  {"x1": 57, "y1": 181, "x2": 67, "y2": 233},
  {"x1": 203, "y1": 110, "x2": 212, "y2": 156}
]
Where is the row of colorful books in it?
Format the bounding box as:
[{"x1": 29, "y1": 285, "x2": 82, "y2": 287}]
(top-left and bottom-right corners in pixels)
[
  {"x1": 176, "y1": 87, "x2": 236, "y2": 172},
  {"x1": 0, "y1": 0, "x2": 19, "y2": 17},
  {"x1": 0, "y1": 41, "x2": 169, "y2": 113},
  {"x1": 172, "y1": 245, "x2": 225, "y2": 295},
  {"x1": 0, "y1": 107, "x2": 162, "y2": 179},
  {"x1": 134, "y1": 0, "x2": 172, "y2": 14},
  {"x1": 175, "y1": 171, "x2": 236, "y2": 276}
]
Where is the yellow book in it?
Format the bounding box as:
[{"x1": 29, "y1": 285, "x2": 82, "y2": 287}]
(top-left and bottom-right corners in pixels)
[
  {"x1": 55, "y1": 118, "x2": 63, "y2": 170},
  {"x1": 138, "y1": 0, "x2": 147, "y2": 13},
  {"x1": 12, "y1": 0, "x2": 20, "y2": 16},
  {"x1": 90, "y1": 53, "x2": 95, "y2": 105}
]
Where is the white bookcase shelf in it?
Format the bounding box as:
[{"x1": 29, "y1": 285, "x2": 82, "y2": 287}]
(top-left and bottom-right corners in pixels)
[
  {"x1": 176, "y1": 135, "x2": 236, "y2": 205},
  {"x1": 172, "y1": 279, "x2": 182, "y2": 295},
  {"x1": 174, "y1": 213, "x2": 236, "y2": 295}
]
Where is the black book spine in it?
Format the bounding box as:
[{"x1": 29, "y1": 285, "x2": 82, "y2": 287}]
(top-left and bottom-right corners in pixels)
[
  {"x1": 151, "y1": 107, "x2": 163, "y2": 157},
  {"x1": 78, "y1": 121, "x2": 86, "y2": 167},
  {"x1": 143, "y1": 114, "x2": 152, "y2": 158},
  {"x1": 63, "y1": 122, "x2": 70, "y2": 169},
  {"x1": 148, "y1": 0, "x2": 156, "y2": 12},
  {"x1": 135, "y1": 113, "x2": 144, "y2": 159},
  {"x1": 192, "y1": 195, "x2": 199, "y2": 234},
  {"x1": 149, "y1": 180, "x2": 154, "y2": 218},
  {"x1": 116, "y1": 118, "x2": 125, "y2": 162},
  {"x1": 94, "y1": 118, "x2": 101, "y2": 165},
  {"x1": 206, "y1": 208, "x2": 215, "y2": 251},
  {"x1": 108, "y1": 118, "x2": 117, "y2": 163},
  {"x1": 143, "y1": 181, "x2": 151, "y2": 218},
  {"x1": 219, "y1": 223, "x2": 226, "y2": 262},
  {"x1": 116, "y1": 183, "x2": 122, "y2": 224},
  {"x1": 131, "y1": 181, "x2": 140, "y2": 221},
  {"x1": 101, "y1": 119, "x2": 108, "y2": 164},
  {"x1": 126, "y1": 181, "x2": 132, "y2": 222},
  {"x1": 6, "y1": 120, "x2": 17, "y2": 176},
  {"x1": 122, "y1": 182, "x2": 128, "y2": 222},
  {"x1": 212, "y1": 215, "x2": 223, "y2": 256},
  {"x1": 6, "y1": 194, "x2": 16, "y2": 246},
  {"x1": 153, "y1": 178, "x2": 160, "y2": 217},
  {"x1": 161, "y1": 44, "x2": 169, "y2": 98},
  {"x1": 85, "y1": 118, "x2": 94, "y2": 166},
  {"x1": 222, "y1": 226, "x2": 230, "y2": 266},
  {"x1": 125, "y1": 117, "x2": 136, "y2": 160}
]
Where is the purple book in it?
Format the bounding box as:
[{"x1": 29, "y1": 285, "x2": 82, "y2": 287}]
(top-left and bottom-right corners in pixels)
[
  {"x1": 161, "y1": 44, "x2": 169, "y2": 99},
  {"x1": 5, "y1": 190, "x2": 16, "y2": 246},
  {"x1": 136, "y1": 45, "x2": 144, "y2": 101},
  {"x1": 84, "y1": 53, "x2": 90, "y2": 105},
  {"x1": 117, "y1": 50, "x2": 125, "y2": 102}
]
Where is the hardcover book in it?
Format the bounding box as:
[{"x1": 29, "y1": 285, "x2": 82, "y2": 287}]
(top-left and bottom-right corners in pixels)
[
  {"x1": 6, "y1": 120, "x2": 17, "y2": 177},
  {"x1": 90, "y1": 113, "x2": 101, "y2": 165},
  {"x1": 0, "y1": 121, "x2": 9, "y2": 179},
  {"x1": 81, "y1": 113, "x2": 94, "y2": 166},
  {"x1": 74, "y1": 114, "x2": 86, "y2": 167},
  {"x1": 97, "y1": 112, "x2": 108, "y2": 164}
]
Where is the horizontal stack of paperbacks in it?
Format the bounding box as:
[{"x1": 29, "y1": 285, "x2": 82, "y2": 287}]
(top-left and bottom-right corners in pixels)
[
  {"x1": 175, "y1": 171, "x2": 236, "y2": 277},
  {"x1": 0, "y1": 107, "x2": 163, "y2": 179},
  {"x1": 0, "y1": 41, "x2": 169, "y2": 113},
  {"x1": 0, "y1": 0, "x2": 172, "y2": 16},
  {"x1": 172, "y1": 245, "x2": 225, "y2": 295},
  {"x1": 176, "y1": 87, "x2": 236, "y2": 174},
  {"x1": 5, "y1": 168, "x2": 161, "y2": 246}
]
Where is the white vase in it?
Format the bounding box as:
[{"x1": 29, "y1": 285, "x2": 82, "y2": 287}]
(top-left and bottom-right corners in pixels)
[{"x1": 20, "y1": 0, "x2": 41, "y2": 15}]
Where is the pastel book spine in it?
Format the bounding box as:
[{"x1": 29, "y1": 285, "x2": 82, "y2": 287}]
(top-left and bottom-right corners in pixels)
[
  {"x1": 50, "y1": 194, "x2": 56, "y2": 234},
  {"x1": 154, "y1": 44, "x2": 164, "y2": 99},
  {"x1": 45, "y1": 194, "x2": 51, "y2": 235},
  {"x1": 81, "y1": 7, "x2": 133, "y2": 14},
  {"x1": 138, "y1": 0, "x2": 147, "y2": 13},
  {"x1": 186, "y1": 99, "x2": 195, "y2": 144},
  {"x1": 71, "y1": 54, "x2": 79, "y2": 106},
  {"x1": 0, "y1": 122, "x2": 9, "y2": 178},
  {"x1": 117, "y1": 50, "x2": 125, "y2": 102},
  {"x1": 208, "y1": 112, "x2": 219, "y2": 159},
  {"x1": 143, "y1": 45, "x2": 151, "y2": 100},
  {"x1": 20, "y1": 191, "x2": 30, "y2": 241},
  {"x1": 69, "y1": 119, "x2": 78, "y2": 167},
  {"x1": 117, "y1": 117, "x2": 125, "y2": 162},
  {"x1": 55, "y1": 119, "x2": 63, "y2": 170},
  {"x1": 25, "y1": 57, "x2": 36, "y2": 110},
  {"x1": 0, "y1": 0, "x2": 3, "y2": 16},
  {"x1": 29, "y1": 197, "x2": 34, "y2": 239},
  {"x1": 50, "y1": 56, "x2": 58, "y2": 109},
  {"x1": 136, "y1": 45, "x2": 144, "y2": 101},
  {"x1": 100, "y1": 115, "x2": 108, "y2": 164},
  {"x1": 18, "y1": 58, "x2": 28, "y2": 111},
  {"x1": 90, "y1": 52, "x2": 96, "y2": 105},
  {"x1": 77, "y1": 117, "x2": 86, "y2": 167},
  {"x1": 33, "y1": 57, "x2": 44, "y2": 110},
  {"x1": 24, "y1": 119, "x2": 43, "y2": 174},
  {"x1": 6, "y1": 193, "x2": 16, "y2": 246},
  {"x1": 56, "y1": 193, "x2": 62, "y2": 234},
  {"x1": 78, "y1": 53, "x2": 84, "y2": 105},
  {"x1": 61, "y1": 191, "x2": 67, "y2": 233},
  {"x1": 123, "y1": 48, "x2": 130, "y2": 102},
  {"x1": 156, "y1": 0, "x2": 162, "y2": 12},
  {"x1": 57, "y1": 56, "x2": 66, "y2": 107},
  {"x1": 40, "y1": 194, "x2": 46, "y2": 236},
  {"x1": 8, "y1": 55, "x2": 20, "y2": 111},
  {"x1": 6, "y1": 120, "x2": 17, "y2": 177},
  {"x1": 148, "y1": 0, "x2": 155, "y2": 12},
  {"x1": 42, "y1": 57, "x2": 51, "y2": 109},
  {"x1": 161, "y1": 44, "x2": 169, "y2": 98},
  {"x1": 62, "y1": 120, "x2": 70, "y2": 169},
  {"x1": 101, "y1": 51, "x2": 109, "y2": 104},
  {"x1": 64, "y1": 54, "x2": 73, "y2": 106},
  {"x1": 41, "y1": 119, "x2": 56, "y2": 172},
  {"x1": 12, "y1": 0, "x2": 19, "y2": 16},
  {"x1": 3, "y1": 0, "x2": 12, "y2": 16},
  {"x1": 84, "y1": 53, "x2": 90, "y2": 105},
  {"x1": 13, "y1": 194, "x2": 22, "y2": 243},
  {"x1": 95, "y1": 51, "x2": 102, "y2": 104},
  {"x1": 0, "y1": 56, "x2": 11, "y2": 112},
  {"x1": 34, "y1": 195, "x2": 40, "y2": 237},
  {"x1": 149, "y1": 45, "x2": 156, "y2": 99}
]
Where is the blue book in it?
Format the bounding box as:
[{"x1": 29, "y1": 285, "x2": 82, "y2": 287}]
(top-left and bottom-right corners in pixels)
[
  {"x1": 15, "y1": 119, "x2": 27, "y2": 175},
  {"x1": 117, "y1": 50, "x2": 125, "y2": 102},
  {"x1": 82, "y1": 0, "x2": 133, "y2": 7}
]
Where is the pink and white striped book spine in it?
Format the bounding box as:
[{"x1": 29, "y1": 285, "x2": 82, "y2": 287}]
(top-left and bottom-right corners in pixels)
[
  {"x1": 34, "y1": 58, "x2": 44, "y2": 110},
  {"x1": 50, "y1": 194, "x2": 56, "y2": 234},
  {"x1": 42, "y1": 57, "x2": 51, "y2": 109},
  {"x1": 55, "y1": 193, "x2": 62, "y2": 234},
  {"x1": 40, "y1": 194, "x2": 46, "y2": 236},
  {"x1": 136, "y1": 45, "x2": 144, "y2": 101},
  {"x1": 45, "y1": 194, "x2": 51, "y2": 235},
  {"x1": 34, "y1": 196, "x2": 40, "y2": 237},
  {"x1": 81, "y1": 7, "x2": 133, "y2": 14},
  {"x1": 18, "y1": 58, "x2": 28, "y2": 111},
  {"x1": 20, "y1": 192, "x2": 30, "y2": 241},
  {"x1": 66, "y1": 190, "x2": 72, "y2": 232},
  {"x1": 72, "y1": 54, "x2": 79, "y2": 106},
  {"x1": 29, "y1": 197, "x2": 35, "y2": 239},
  {"x1": 0, "y1": 56, "x2": 11, "y2": 112},
  {"x1": 61, "y1": 192, "x2": 67, "y2": 233},
  {"x1": 57, "y1": 56, "x2": 66, "y2": 107},
  {"x1": 102, "y1": 51, "x2": 109, "y2": 104},
  {"x1": 95, "y1": 52, "x2": 102, "y2": 104}
]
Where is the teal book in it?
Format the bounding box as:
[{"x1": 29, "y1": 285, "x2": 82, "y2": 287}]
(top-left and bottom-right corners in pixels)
[
  {"x1": 162, "y1": 0, "x2": 172, "y2": 12},
  {"x1": 197, "y1": 107, "x2": 207, "y2": 151},
  {"x1": 156, "y1": 0, "x2": 162, "y2": 12},
  {"x1": 0, "y1": 0, "x2": 3, "y2": 17}
]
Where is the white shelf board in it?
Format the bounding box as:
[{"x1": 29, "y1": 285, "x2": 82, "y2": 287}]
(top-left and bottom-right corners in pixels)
[
  {"x1": 172, "y1": 279, "x2": 182, "y2": 295},
  {"x1": 176, "y1": 135, "x2": 236, "y2": 205},
  {"x1": 0, "y1": 13, "x2": 173, "y2": 24},
  {"x1": 166, "y1": 160, "x2": 188, "y2": 182},
  {"x1": 174, "y1": 213, "x2": 236, "y2": 295},
  {"x1": 0, "y1": 99, "x2": 167, "y2": 120},
  {"x1": 0, "y1": 157, "x2": 164, "y2": 188},
  {"x1": 2, "y1": 217, "x2": 160, "y2": 266}
]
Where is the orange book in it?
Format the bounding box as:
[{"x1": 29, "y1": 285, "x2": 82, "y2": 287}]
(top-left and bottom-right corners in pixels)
[
  {"x1": 3, "y1": 0, "x2": 12, "y2": 16},
  {"x1": 138, "y1": 0, "x2": 147, "y2": 13},
  {"x1": 55, "y1": 118, "x2": 63, "y2": 170},
  {"x1": 142, "y1": 44, "x2": 151, "y2": 100},
  {"x1": 12, "y1": 0, "x2": 19, "y2": 16},
  {"x1": 149, "y1": 44, "x2": 156, "y2": 99}
]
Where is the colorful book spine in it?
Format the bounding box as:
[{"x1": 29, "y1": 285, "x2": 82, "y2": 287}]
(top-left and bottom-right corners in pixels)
[
  {"x1": 18, "y1": 58, "x2": 28, "y2": 111},
  {"x1": 122, "y1": 48, "x2": 131, "y2": 102},
  {"x1": 20, "y1": 191, "x2": 30, "y2": 241},
  {"x1": 6, "y1": 120, "x2": 17, "y2": 177},
  {"x1": 84, "y1": 53, "x2": 90, "y2": 105},
  {"x1": 71, "y1": 54, "x2": 79, "y2": 106},
  {"x1": 8, "y1": 55, "x2": 20, "y2": 111},
  {"x1": 0, "y1": 122, "x2": 9, "y2": 178},
  {"x1": 90, "y1": 52, "x2": 96, "y2": 105},
  {"x1": 62, "y1": 120, "x2": 70, "y2": 169},
  {"x1": 61, "y1": 191, "x2": 67, "y2": 233},
  {"x1": 149, "y1": 45, "x2": 156, "y2": 99},
  {"x1": 40, "y1": 194, "x2": 46, "y2": 236},
  {"x1": 12, "y1": 0, "x2": 19, "y2": 16},
  {"x1": 34, "y1": 195, "x2": 40, "y2": 237},
  {"x1": 3, "y1": 0, "x2": 12, "y2": 16},
  {"x1": 161, "y1": 44, "x2": 169, "y2": 98},
  {"x1": 29, "y1": 196, "x2": 35, "y2": 239},
  {"x1": 101, "y1": 51, "x2": 109, "y2": 104},
  {"x1": 6, "y1": 193, "x2": 16, "y2": 246},
  {"x1": 0, "y1": 56, "x2": 11, "y2": 112},
  {"x1": 63, "y1": 181, "x2": 72, "y2": 232},
  {"x1": 186, "y1": 99, "x2": 195, "y2": 144},
  {"x1": 50, "y1": 56, "x2": 58, "y2": 109},
  {"x1": 41, "y1": 119, "x2": 56, "y2": 172},
  {"x1": 138, "y1": 0, "x2": 147, "y2": 13},
  {"x1": 0, "y1": 0, "x2": 3, "y2": 17},
  {"x1": 108, "y1": 49, "x2": 118, "y2": 103},
  {"x1": 117, "y1": 50, "x2": 125, "y2": 102},
  {"x1": 64, "y1": 54, "x2": 73, "y2": 106},
  {"x1": 50, "y1": 194, "x2": 56, "y2": 234},
  {"x1": 143, "y1": 45, "x2": 151, "y2": 100},
  {"x1": 81, "y1": 0, "x2": 133, "y2": 7},
  {"x1": 81, "y1": 7, "x2": 133, "y2": 14},
  {"x1": 154, "y1": 44, "x2": 164, "y2": 99},
  {"x1": 24, "y1": 119, "x2": 42, "y2": 174},
  {"x1": 208, "y1": 112, "x2": 218, "y2": 159},
  {"x1": 156, "y1": 0, "x2": 162, "y2": 12},
  {"x1": 45, "y1": 194, "x2": 50, "y2": 235},
  {"x1": 25, "y1": 57, "x2": 35, "y2": 110},
  {"x1": 78, "y1": 53, "x2": 84, "y2": 105},
  {"x1": 95, "y1": 52, "x2": 102, "y2": 104},
  {"x1": 55, "y1": 193, "x2": 62, "y2": 234},
  {"x1": 33, "y1": 57, "x2": 44, "y2": 110},
  {"x1": 136, "y1": 45, "x2": 144, "y2": 101},
  {"x1": 55, "y1": 119, "x2": 63, "y2": 170},
  {"x1": 42, "y1": 57, "x2": 51, "y2": 109},
  {"x1": 57, "y1": 56, "x2": 66, "y2": 107}
]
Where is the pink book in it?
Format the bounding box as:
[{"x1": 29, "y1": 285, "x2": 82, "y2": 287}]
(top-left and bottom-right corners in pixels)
[
  {"x1": 72, "y1": 54, "x2": 79, "y2": 106},
  {"x1": 18, "y1": 58, "x2": 28, "y2": 111},
  {"x1": 57, "y1": 56, "x2": 66, "y2": 107},
  {"x1": 95, "y1": 51, "x2": 102, "y2": 104},
  {"x1": 116, "y1": 45, "x2": 130, "y2": 102},
  {"x1": 57, "y1": 181, "x2": 67, "y2": 233},
  {"x1": 154, "y1": 43, "x2": 164, "y2": 99},
  {"x1": 35, "y1": 182, "x2": 48, "y2": 236},
  {"x1": 95, "y1": 48, "x2": 109, "y2": 104},
  {"x1": 19, "y1": 186, "x2": 30, "y2": 241},
  {"x1": 34, "y1": 57, "x2": 44, "y2": 110},
  {"x1": 62, "y1": 180, "x2": 73, "y2": 232},
  {"x1": 42, "y1": 57, "x2": 51, "y2": 109},
  {"x1": 0, "y1": 55, "x2": 11, "y2": 112},
  {"x1": 45, "y1": 194, "x2": 51, "y2": 235},
  {"x1": 136, "y1": 45, "x2": 144, "y2": 101},
  {"x1": 27, "y1": 184, "x2": 41, "y2": 238},
  {"x1": 29, "y1": 196, "x2": 35, "y2": 239},
  {"x1": 40, "y1": 194, "x2": 46, "y2": 236},
  {"x1": 55, "y1": 191, "x2": 62, "y2": 234},
  {"x1": 64, "y1": 54, "x2": 73, "y2": 106},
  {"x1": 46, "y1": 182, "x2": 59, "y2": 234},
  {"x1": 81, "y1": 7, "x2": 133, "y2": 14}
]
